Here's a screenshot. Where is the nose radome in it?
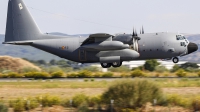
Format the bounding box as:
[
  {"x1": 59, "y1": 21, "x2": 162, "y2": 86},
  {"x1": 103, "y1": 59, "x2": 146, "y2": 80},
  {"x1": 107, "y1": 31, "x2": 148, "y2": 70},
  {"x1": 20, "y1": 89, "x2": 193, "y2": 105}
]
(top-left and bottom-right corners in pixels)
[{"x1": 187, "y1": 42, "x2": 198, "y2": 54}]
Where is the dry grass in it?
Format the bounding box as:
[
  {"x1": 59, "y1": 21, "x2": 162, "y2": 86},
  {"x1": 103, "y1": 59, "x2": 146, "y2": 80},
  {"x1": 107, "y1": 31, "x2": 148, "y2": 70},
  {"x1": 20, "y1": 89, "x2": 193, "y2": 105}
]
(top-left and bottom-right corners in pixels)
[
  {"x1": 0, "y1": 80, "x2": 200, "y2": 101},
  {"x1": 0, "y1": 56, "x2": 40, "y2": 71}
]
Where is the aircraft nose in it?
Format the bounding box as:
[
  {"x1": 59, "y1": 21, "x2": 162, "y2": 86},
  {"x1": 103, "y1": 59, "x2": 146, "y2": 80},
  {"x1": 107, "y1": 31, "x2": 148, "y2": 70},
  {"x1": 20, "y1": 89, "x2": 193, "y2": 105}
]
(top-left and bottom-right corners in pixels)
[{"x1": 187, "y1": 42, "x2": 198, "y2": 54}]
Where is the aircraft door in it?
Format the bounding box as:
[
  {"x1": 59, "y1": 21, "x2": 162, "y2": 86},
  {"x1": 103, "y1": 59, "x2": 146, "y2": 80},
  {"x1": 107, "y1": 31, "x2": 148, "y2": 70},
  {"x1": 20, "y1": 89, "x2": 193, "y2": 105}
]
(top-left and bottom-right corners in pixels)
[
  {"x1": 163, "y1": 41, "x2": 168, "y2": 52},
  {"x1": 79, "y1": 49, "x2": 87, "y2": 61}
]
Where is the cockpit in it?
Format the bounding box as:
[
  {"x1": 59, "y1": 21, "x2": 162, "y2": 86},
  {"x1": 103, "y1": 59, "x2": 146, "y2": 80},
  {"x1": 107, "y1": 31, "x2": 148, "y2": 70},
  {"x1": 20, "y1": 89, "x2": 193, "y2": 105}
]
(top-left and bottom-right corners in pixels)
[
  {"x1": 176, "y1": 34, "x2": 198, "y2": 55},
  {"x1": 176, "y1": 35, "x2": 190, "y2": 47}
]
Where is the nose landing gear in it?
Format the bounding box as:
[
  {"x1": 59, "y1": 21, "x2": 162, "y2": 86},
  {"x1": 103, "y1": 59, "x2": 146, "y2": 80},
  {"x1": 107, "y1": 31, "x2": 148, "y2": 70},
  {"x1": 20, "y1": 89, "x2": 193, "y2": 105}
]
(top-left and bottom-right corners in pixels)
[{"x1": 172, "y1": 57, "x2": 179, "y2": 63}]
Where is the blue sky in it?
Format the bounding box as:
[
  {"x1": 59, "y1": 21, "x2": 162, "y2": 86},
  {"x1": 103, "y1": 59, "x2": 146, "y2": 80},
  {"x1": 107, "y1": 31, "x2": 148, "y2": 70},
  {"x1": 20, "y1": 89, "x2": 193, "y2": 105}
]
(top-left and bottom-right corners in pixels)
[{"x1": 0, "y1": 0, "x2": 200, "y2": 35}]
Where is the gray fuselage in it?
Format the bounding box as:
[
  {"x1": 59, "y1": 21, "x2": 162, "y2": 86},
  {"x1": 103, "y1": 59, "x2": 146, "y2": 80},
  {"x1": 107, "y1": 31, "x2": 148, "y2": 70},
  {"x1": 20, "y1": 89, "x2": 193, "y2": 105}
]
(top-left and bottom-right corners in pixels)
[{"x1": 30, "y1": 32, "x2": 188, "y2": 63}]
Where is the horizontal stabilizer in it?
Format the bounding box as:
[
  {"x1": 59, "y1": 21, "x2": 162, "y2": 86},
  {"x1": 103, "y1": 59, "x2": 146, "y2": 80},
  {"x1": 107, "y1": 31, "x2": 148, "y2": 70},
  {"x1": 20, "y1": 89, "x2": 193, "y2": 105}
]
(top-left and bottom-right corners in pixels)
[{"x1": 3, "y1": 41, "x2": 33, "y2": 45}]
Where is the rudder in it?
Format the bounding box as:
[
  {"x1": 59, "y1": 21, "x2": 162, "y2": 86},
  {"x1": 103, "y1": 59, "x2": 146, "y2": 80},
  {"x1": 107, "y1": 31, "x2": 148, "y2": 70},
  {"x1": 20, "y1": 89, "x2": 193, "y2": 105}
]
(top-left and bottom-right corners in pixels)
[{"x1": 5, "y1": 0, "x2": 41, "y2": 42}]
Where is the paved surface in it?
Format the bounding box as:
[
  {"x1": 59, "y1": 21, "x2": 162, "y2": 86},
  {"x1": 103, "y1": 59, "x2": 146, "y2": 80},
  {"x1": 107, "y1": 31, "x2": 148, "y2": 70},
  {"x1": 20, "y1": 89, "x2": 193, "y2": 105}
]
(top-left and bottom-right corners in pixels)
[{"x1": 0, "y1": 77, "x2": 199, "y2": 82}]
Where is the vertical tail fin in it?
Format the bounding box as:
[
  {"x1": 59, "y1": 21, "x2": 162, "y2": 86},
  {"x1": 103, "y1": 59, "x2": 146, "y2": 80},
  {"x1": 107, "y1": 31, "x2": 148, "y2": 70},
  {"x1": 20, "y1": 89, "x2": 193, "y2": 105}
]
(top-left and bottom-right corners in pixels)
[{"x1": 5, "y1": 0, "x2": 41, "y2": 42}]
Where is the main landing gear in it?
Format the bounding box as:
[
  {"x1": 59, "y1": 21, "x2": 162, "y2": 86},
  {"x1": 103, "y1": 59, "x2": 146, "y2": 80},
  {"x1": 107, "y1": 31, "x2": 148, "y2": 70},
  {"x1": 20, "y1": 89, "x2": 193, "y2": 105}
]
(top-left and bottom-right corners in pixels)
[
  {"x1": 101, "y1": 62, "x2": 122, "y2": 68},
  {"x1": 172, "y1": 57, "x2": 179, "y2": 63}
]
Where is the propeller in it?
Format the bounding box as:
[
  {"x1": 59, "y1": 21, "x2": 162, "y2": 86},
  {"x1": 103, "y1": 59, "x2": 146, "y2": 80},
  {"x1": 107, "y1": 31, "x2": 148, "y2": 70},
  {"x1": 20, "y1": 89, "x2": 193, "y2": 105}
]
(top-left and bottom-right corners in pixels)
[
  {"x1": 140, "y1": 26, "x2": 145, "y2": 34},
  {"x1": 131, "y1": 27, "x2": 139, "y2": 52},
  {"x1": 142, "y1": 26, "x2": 144, "y2": 34},
  {"x1": 132, "y1": 27, "x2": 138, "y2": 37},
  {"x1": 131, "y1": 27, "x2": 140, "y2": 41}
]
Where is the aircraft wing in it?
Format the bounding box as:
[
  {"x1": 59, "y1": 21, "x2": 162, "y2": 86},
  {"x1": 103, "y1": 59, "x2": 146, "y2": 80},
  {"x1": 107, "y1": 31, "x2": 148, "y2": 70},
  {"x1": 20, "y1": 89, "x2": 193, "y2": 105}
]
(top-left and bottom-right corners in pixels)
[
  {"x1": 81, "y1": 33, "x2": 129, "y2": 51},
  {"x1": 81, "y1": 33, "x2": 114, "y2": 46}
]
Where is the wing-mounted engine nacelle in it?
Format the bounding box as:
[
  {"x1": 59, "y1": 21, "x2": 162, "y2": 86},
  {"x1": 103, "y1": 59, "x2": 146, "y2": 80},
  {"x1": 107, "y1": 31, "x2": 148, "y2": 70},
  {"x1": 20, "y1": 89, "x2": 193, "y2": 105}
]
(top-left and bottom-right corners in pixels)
[
  {"x1": 81, "y1": 41, "x2": 129, "y2": 51},
  {"x1": 113, "y1": 34, "x2": 141, "y2": 52},
  {"x1": 113, "y1": 34, "x2": 133, "y2": 45}
]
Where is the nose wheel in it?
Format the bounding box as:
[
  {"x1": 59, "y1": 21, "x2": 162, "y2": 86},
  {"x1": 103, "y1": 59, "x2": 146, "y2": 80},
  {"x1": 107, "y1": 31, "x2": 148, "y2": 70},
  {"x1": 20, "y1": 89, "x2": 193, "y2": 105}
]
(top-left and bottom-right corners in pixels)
[{"x1": 172, "y1": 57, "x2": 179, "y2": 63}]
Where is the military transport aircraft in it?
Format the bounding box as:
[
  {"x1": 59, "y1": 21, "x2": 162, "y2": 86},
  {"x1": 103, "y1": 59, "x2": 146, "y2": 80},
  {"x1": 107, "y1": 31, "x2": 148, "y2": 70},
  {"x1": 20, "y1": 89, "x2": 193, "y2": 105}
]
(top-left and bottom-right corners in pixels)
[{"x1": 3, "y1": 0, "x2": 198, "y2": 68}]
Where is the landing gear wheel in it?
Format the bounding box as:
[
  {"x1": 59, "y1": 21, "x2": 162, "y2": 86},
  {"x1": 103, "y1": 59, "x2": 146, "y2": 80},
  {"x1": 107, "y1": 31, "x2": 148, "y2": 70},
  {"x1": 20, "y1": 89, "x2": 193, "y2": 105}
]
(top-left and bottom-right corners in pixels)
[
  {"x1": 112, "y1": 62, "x2": 122, "y2": 68},
  {"x1": 101, "y1": 63, "x2": 112, "y2": 68},
  {"x1": 172, "y1": 57, "x2": 179, "y2": 63}
]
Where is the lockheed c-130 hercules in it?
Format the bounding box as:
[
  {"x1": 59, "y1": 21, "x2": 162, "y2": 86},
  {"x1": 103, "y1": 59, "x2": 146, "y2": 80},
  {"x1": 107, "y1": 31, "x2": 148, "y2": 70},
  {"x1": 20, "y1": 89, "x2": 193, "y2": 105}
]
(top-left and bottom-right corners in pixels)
[{"x1": 3, "y1": 0, "x2": 198, "y2": 68}]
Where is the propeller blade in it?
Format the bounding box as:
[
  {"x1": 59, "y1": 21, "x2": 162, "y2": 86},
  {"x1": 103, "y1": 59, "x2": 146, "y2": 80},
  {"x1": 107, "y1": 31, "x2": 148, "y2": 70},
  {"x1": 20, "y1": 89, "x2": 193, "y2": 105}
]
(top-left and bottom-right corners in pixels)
[
  {"x1": 142, "y1": 26, "x2": 144, "y2": 34},
  {"x1": 132, "y1": 27, "x2": 135, "y2": 36},
  {"x1": 135, "y1": 30, "x2": 138, "y2": 36}
]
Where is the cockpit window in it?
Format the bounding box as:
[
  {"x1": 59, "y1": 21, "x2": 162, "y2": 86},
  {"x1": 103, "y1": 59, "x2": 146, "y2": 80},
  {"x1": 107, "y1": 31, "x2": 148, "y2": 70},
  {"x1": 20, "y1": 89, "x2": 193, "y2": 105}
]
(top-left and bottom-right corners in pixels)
[
  {"x1": 176, "y1": 35, "x2": 185, "y2": 40},
  {"x1": 185, "y1": 39, "x2": 189, "y2": 43},
  {"x1": 180, "y1": 42, "x2": 186, "y2": 46}
]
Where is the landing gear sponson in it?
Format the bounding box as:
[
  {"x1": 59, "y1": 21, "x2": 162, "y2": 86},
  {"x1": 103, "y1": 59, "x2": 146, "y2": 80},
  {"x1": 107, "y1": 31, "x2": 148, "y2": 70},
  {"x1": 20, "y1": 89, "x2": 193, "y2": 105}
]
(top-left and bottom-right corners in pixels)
[{"x1": 101, "y1": 62, "x2": 122, "y2": 68}]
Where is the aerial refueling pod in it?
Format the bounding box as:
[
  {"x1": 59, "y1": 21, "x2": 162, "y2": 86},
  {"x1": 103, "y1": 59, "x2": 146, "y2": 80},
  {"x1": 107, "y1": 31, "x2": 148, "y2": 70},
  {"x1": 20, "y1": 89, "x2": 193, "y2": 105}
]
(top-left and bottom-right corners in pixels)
[{"x1": 81, "y1": 41, "x2": 129, "y2": 51}]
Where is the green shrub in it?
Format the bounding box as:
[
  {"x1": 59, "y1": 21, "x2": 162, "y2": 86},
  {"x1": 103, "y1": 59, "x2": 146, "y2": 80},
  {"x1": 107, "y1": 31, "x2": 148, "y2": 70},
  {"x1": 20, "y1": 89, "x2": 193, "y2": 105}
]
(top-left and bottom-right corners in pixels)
[
  {"x1": 36, "y1": 94, "x2": 61, "y2": 107},
  {"x1": 83, "y1": 66, "x2": 100, "y2": 72},
  {"x1": 27, "y1": 98, "x2": 39, "y2": 110},
  {"x1": 121, "y1": 73, "x2": 131, "y2": 78},
  {"x1": 121, "y1": 108, "x2": 135, "y2": 112},
  {"x1": 198, "y1": 72, "x2": 200, "y2": 77},
  {"x1": 91, "y1": 78, "x2": 95, "y2": 82},
  {"x1": 171, "y1": 64, "x2": 180, "y2": 72},
  {"x1": 191, "y1": 97, "x2": 200, "y2": 111},
  {"x1": 144, "y1": 59, "x2": 160, "y2": 71},
  {"x1": 24, "y1": 72, "x2": 50, "y2": 79},
  {"x1": 84, "y1": 79, "x2": 89, "y2": 82},
  {"x1": 72, "y1": 94, "x2": 88, "y2": 107},
  {"x1": 102, "y1": 72, "x2": 113, "y2": 78},
  {"x1": 77, "y1": 70, "x2": 92, "y2": 78},
  {"x1": 20, "y1": 67, "x2": 39, "y2": 73},
  {"x1": 88, "y1": 96, "x2": 101, "y2": 107},
  {"x1": 9, "y1": 99, "x2": 25, "y2": 112},
  {"x1": 51, "y1": 71, "x2": 64, "y2": 78},
  {"x1": 109, "y1": 66, "x2": 130, "y2": 72},
  {"x1": 9, "y1": 98, "x2": 39, "y2": 112},
  {"x1": 102, "y1": 79, "x2": 164, "y2": 109},
  {"x1": 0, "y1": 73, "x2": 3, "y2": 78},
  {"x1": 93, "y1": 73, "x2": 102, "y2": 78},
  {"x1": 7, "y1": 72, "x2": 23, "y2": 78},
  {"x1": 61, "y1": 99, "x2": 72, "y2": 107},
  {"x1": 155, "y1": 66, "x2": 168, "y2": 73},
  {"x1": 167, "y1": 94, "x2": 190, "y2": 108},
  {"x1": 0, "y1": 103, "x2": 8, "y2": 112},
  {"x1": 77, "y1": 102, "x2": 89, "y2": 112},
  {"x1": 43, "y1": 66, "x2": 65, "y2": 74},
  {"x1": 176, "y1": 69, "x2": 187, "y2": 77},
  {"x1": 131, "y1": 69, "x2": 146, "y2": 77},
  {"x1": 67, "y1": 73, "x2": 78, "y2": 78}
]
